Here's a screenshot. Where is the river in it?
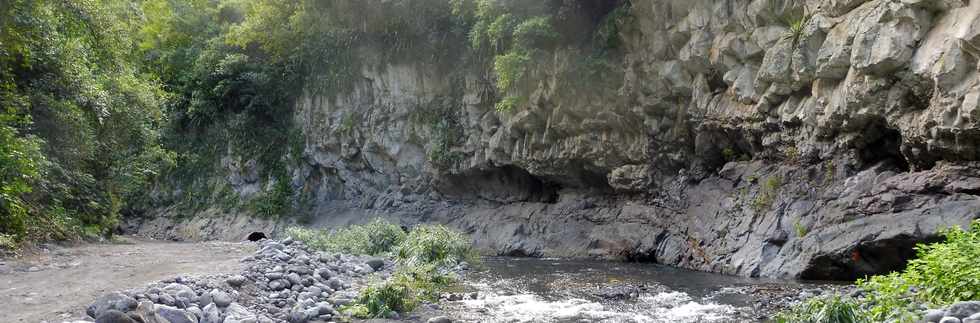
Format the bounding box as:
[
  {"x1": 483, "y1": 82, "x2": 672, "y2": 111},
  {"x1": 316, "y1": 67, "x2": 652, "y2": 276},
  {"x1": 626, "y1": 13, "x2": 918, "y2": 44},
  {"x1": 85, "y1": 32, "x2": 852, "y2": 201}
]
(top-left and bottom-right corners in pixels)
[{"x1": 439, "y1": 257, "x2": 844, "y2": 323}]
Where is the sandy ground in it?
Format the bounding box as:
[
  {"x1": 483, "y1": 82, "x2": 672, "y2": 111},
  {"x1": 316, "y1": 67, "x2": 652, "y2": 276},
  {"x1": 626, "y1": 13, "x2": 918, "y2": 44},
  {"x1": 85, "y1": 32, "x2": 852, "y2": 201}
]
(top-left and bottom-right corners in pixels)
[{"x1": 0, "y1": 237, "x2": 254, "y2": 323}]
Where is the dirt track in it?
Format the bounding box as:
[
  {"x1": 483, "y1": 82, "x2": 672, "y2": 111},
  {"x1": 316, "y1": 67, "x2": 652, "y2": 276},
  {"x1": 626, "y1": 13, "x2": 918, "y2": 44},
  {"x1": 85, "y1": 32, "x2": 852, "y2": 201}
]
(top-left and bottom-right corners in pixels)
[{"x1": 0, "y1": 237, "x2": 254, "y2": 323}]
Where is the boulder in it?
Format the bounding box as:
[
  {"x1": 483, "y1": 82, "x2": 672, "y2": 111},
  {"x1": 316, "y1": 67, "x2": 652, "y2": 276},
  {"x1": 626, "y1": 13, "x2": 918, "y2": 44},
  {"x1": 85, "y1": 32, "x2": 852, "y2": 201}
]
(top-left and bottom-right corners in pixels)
[
  {"x1": 155, "y1": 305, "x2": 197, "y2": 323},
  {"x1": 926, "y1": 309, "x2": 950, "y2": 323},
  {"x1": 133, "y1": 301, "x2": 168, "y2": 323},
  {"x1": 210, "y1": 289, "x2": 233, "y2": 308},
  {"x1": 227, "y1": 275, "x2": 247, "y2": 287},
  {"x1": 949, "y1": 302, "x2": 980, "y2": 319},
  {"x1": 87, "y1": 292, "x2": 137, "y2": 319},
  {"x1": 200, "y1": 303, "x2": 223, "y2": 323},
  {"x1": 225, "y1": 303, "x2": 258, "y2": 323}
]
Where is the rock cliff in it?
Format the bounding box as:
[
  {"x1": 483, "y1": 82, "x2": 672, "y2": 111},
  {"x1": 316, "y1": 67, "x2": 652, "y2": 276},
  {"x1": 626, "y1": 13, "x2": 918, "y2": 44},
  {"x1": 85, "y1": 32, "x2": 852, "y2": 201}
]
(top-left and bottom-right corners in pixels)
[{"x1": 133, "y1": 0, "x2": 980, "y2": 279}]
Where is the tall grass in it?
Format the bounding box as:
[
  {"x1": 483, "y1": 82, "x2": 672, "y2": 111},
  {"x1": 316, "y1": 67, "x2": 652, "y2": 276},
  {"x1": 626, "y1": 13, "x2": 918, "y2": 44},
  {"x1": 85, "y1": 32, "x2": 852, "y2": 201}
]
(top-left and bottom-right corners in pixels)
[
  {"x1": 286, "y1": 218, "x2": 406, "y2": 256},
  {"x1": 396, "y1": 224, "x2": 478, "y2": 268},
  {"x1": 775, "y1": 295, "x2": 868, "y2": 323}
]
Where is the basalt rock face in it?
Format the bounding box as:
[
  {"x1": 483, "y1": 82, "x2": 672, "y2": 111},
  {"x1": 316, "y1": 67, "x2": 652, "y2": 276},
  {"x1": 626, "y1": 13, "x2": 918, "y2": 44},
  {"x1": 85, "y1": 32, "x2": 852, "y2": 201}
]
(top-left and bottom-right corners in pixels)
[{"x1": 137, "y1": 0, "x2": 980, "y2": 279}]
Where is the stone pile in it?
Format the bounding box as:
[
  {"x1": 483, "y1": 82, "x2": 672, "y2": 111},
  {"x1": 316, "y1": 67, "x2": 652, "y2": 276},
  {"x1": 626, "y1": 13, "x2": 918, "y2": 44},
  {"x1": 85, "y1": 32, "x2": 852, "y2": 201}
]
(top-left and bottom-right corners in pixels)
[
  {"x1": 78, "y1": 237, "x2": 392, "y2": 323},
  {"x1": 924, "y1": 301, "x2": 980, "y2": 323}
]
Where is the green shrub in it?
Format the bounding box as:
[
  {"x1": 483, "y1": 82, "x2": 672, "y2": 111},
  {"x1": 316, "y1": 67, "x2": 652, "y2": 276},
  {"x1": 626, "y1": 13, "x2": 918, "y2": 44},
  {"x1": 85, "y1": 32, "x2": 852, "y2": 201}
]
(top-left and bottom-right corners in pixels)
[
  {"x1": 512, "y1": 16, "x2": 558, "y2": 49},
  {"x1": 287, "y1": 218, "x2": 407, "y2": 256},
  {"x1": 858, "y1": 221, "x2": 980, "y2": 321},
  {"x1": 493, "y1": 51, "x2": 531, "y2": 93},
  {"x1": 346, "y1": 260, "x2": 461, "y2": 318},
  {"x1": 396, "y1": 224, "x2": 476, "y2": 268},
  {"x1": 494, "y1": 95, "x2": 523, "y2": 112},
  {"x1": 858, "y1": 272, "x2": 919, "y2": 322},
  {"x1": 0, "y1": 233, "x2": 18, "y2": 251},
  {"x1": 775, "y1": 295, "x2": 868, "y2": 323},
  {"x1": 305, "y1": 221, "x2": 476, "y2": 319},
  {"x1": 346, "y1": 277, "x2": 417, "y2": 318},
  {"x1": 752, "y1": 175, "x2": 782, "y2": 212},
  {"x1": 794, "y1": 221, "x2": 808, "y2": 237}
]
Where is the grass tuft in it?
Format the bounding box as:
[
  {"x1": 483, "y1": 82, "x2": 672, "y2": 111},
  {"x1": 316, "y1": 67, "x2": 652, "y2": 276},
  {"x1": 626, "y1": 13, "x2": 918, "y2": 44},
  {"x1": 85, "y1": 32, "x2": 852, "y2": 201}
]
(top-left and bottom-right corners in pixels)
[{"x1": 775, "y1": 295, "x2": 868, "y2": 323}]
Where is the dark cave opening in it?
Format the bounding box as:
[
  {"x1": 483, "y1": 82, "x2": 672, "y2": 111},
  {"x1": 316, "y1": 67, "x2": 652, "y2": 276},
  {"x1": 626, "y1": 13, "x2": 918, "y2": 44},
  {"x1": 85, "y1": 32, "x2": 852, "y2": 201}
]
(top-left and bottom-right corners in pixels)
[
  {"x1": 437, "y1": 165, "x2": 561, "y2": 204},
  {"x1": 858, "y1": 123, "x2": 910, "y2": 172},
  {"x1": 623, "y1": 249, "x2": 658, "y2": 263},
  {"x1": 799, "y1": 234, "x2": 940, "y2": 281},
  {"x1": 247, "y1": 232, "x2": 267, "y2": 242}
]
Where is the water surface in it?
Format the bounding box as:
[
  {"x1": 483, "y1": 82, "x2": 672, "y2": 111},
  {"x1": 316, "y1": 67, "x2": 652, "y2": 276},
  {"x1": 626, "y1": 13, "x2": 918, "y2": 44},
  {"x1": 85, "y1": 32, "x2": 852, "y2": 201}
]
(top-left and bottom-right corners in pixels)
[{"x1": 445, "y1": 257, "x2": 816, "y2": 323}]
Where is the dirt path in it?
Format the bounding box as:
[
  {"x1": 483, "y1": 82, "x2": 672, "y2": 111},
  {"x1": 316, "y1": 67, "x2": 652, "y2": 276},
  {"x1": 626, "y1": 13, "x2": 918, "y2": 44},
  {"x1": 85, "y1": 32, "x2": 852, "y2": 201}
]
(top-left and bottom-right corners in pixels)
[{"x1": 0, "y1": 237, "x2": 254, "y2": 323}]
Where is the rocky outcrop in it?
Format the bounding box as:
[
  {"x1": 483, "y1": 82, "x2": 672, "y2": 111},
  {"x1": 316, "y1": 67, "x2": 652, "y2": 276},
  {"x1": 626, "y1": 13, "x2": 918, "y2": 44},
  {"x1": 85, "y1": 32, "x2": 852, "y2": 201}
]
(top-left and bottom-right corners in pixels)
[{"x1": 134, "y1": 0, "x2": 980, "y2": 279}]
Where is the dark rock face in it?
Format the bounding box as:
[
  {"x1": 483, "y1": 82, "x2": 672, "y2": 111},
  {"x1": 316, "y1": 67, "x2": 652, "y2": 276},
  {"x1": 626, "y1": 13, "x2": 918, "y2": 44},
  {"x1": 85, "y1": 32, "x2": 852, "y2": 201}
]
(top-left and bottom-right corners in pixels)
[{"x1": 129, "y1": 0, "x2": 980, "y2": 279}]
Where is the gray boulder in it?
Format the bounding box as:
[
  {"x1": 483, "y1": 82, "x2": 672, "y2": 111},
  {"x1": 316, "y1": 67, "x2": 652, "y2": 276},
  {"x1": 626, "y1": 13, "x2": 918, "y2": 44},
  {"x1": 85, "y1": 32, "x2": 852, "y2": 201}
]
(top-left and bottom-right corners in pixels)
[
  {"x1": 155, "y1": 305, "x2": 197, "y2": 323},
  {"x1": 941, "y1": 317, "x2": 962, "y2": 323},
  {"x1": 949, "y1": 302, "x2": 980, "y2": 319},
  {"x1": 286, "y1": 273, "x2": 303, "y2": 286},
  {"x1": 326, "y1": 278, "x2": 345, "y2": 291},
  {"x1": 200, "y1": 303, "x2": 222, "y2": 323},
  {"x1": 966, "y1": 312, "x2": 980, "y2": 323},
  {"x1": 225, "y1": 303, "x2": 258, "y2": 323},
  {"x1": 926, "y1": 309, "x2": 950, "y2": 323},
  {"x1": 87, "y1": 292, "x2": 137, "y2": 319},
  {"x1": 210, "y1": 289, "x2": 233, "y2": 308},
  {"x1": 133, "y1": 301, "x2": 168, "y2": 323},
  {"x1": 227, "y1": 275, "x2": 247, "y2": 287},
  {"x1": 314, "y1": 268, "x2": 332, "y2": 280}
]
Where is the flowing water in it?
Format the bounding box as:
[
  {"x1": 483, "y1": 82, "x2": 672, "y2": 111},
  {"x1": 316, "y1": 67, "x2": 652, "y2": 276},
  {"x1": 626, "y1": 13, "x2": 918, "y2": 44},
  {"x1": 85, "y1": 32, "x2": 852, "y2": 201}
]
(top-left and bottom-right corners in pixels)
[{"x1": 442, "y1": 257, "x2": 830, "y2": 323}]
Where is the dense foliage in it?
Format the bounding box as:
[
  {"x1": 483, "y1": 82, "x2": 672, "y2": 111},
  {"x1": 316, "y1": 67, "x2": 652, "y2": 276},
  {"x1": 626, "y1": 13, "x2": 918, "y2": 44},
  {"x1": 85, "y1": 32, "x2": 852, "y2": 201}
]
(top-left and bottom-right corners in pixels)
[
  {"x1": 0, "y1": 0, "x2": 171, "y2": 247},
  {"x1": 777, "y1": 220, "x2": 980, "y2": 322},
  {"x1": 0, "y1": 0, "x2": 631, "y2": 247},
  {"x1": 289, "y1": 219, "x2": 475, "y2": 318},
  {"x1": 286, "y1": 219, "x2": 407, "y2": 256}
]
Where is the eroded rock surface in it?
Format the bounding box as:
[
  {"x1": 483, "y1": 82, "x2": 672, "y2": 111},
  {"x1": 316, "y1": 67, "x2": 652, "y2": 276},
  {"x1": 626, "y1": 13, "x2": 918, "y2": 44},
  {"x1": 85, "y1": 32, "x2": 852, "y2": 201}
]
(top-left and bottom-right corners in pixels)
[{"x1": 130, "y1": 0, "x2": 980, "y2": 279}]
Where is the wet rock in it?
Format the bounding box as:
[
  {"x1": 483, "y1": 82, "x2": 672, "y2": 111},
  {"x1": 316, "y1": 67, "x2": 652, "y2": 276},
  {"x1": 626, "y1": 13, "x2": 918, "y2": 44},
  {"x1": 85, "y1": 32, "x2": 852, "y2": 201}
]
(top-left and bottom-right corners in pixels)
[
  {"x1": 87, "y1": 292, "x2": 137, "y2": 319},
  {"x1": 594, "y1": 285, "x2": 643, "y2": 300},
  {"x1": 941, "y1": 317, "x2": 963, "y2": 323}
]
